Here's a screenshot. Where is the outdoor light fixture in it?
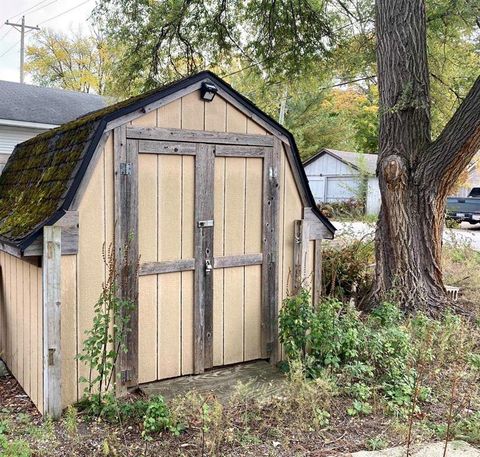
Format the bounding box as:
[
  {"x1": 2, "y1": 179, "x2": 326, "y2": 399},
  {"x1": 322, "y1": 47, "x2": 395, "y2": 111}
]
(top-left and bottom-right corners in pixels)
[{"x1": 200, "y1": 81, "x2": 218, "y2": 102}]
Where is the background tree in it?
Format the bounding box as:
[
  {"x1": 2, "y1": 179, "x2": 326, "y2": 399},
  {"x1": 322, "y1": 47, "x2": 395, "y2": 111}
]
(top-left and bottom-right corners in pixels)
[
  {"x1": 94, "y1": 0, "x2": 480, "y2": 312},
  {"x1": 25, "y1": 28, "x2": 118, "y2": 96}
]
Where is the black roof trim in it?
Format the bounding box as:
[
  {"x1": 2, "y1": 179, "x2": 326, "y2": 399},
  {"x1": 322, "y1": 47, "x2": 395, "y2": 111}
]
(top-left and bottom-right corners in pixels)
[{"x1": 14, "y1": 70, "x2": 334, "y2": 252}]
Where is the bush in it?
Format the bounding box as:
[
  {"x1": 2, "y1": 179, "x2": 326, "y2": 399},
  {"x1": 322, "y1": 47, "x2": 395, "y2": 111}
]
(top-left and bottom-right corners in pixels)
[
  {"x1": 322, "y1": 239, "x2": 374, "y2": 301},
  {"x1": 279, "y1": 291, "x2": 418, "y2": 413},
  {"x1": 319, "y1": 199, "x2": 365, "y2": 220},
  {"x1": 280, "y1": 288, "x2": 480, "y2": 423},
  {"x1": 142, "y1": 396, "x2": 183, "y2": 438},
  {"x1": 76, "y1": 393, "x2": 149, "y2": 423}
]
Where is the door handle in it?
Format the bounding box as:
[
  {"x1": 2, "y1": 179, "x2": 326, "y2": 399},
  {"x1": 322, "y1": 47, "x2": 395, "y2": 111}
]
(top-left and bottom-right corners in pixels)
[{"x1": 205, "y1": 259, "x2": 213, "y2": 275}]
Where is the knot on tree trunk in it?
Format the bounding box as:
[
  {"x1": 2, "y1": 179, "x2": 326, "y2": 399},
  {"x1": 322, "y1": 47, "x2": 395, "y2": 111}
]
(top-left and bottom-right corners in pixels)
[{"x1": 381, "y1": 154, "x2": 407, "y2": 189}]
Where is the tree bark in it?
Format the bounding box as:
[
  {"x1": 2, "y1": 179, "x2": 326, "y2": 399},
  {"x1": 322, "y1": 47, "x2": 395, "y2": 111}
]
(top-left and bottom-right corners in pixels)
[{"x1": 374, "y1": 0, "x2": 480, "y2": 313}]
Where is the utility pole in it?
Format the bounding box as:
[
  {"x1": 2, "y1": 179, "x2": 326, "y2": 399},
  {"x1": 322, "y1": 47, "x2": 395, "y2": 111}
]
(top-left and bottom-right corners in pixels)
[{"x1": 5, "y1": 16, "x2": 40, "y2": 83}]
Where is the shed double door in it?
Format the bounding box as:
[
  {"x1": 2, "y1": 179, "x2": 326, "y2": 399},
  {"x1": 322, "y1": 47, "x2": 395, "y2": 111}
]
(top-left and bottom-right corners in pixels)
[{"x1": 136, "y1": 135, "x2": 274, "y2": 383}]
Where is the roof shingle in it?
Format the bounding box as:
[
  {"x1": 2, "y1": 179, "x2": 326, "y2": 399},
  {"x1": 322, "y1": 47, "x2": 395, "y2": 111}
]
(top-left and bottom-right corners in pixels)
[{"x1": 0, "y1": 80, "x2": 106, "y2": 125}]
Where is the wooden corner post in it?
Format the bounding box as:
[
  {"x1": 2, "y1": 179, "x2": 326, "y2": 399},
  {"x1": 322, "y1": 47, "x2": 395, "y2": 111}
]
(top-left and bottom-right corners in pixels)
[
  {"x1": 42, "y1": 225, "x2": 62, "y2": 418},
  {"x1": 114, "y1": 126, "x2": 139, "y2": 395},
  {"x1": 262, "y1": 138, "x2": 280, "y2": 364}
]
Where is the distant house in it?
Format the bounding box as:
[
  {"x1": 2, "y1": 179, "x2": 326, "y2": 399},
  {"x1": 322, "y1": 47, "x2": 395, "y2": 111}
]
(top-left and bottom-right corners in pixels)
[
  {"x1": 304, "y1": 148, "x2": 381, "y2": 215},
  {"x1": 0, "y1": 80, "x2": 106, "y2": 171}
]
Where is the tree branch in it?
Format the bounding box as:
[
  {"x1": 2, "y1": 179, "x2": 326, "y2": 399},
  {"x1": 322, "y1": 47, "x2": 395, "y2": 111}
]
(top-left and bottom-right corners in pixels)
[{"x1": 418, "y1": 76, "x2": 480, "y2": 192}]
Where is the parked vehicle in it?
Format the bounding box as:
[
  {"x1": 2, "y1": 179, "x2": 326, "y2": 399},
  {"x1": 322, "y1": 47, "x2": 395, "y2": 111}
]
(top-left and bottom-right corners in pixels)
[{"x1": 447, "y1": 187, "x2": 480, "y2": 224}]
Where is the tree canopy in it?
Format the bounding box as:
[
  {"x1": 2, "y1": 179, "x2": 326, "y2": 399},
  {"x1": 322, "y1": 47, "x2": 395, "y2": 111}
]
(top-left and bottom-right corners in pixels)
[
  {"x1": 90, "y1": 0, "x2": 479, "y2": 159},
  {"x1": 25, "y1": 28, "x2": 118, "y2": 96}
]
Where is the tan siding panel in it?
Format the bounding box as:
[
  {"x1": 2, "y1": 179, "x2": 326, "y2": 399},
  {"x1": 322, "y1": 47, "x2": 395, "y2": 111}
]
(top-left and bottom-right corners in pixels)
[
  {"x1": 224, "y1": 157, "x2": 245, "y2": 256},
  {"x1": 226, "y1": 104, "x2": 247, "y2": 133},
  {"x1": 37, "y1": 264, "x2": 43, "y2": 414},
  {"x1": 244, "y1": 265, "x2": 262, "y2": 360},
  {"x1": 29, "y1": 262, "x2": 38, "y2": 408},
  {"x1": 245, "y1": 158, "x2": 263, "y2": 254},
  {"x1": 77, "y1": 143, "x2": 106, "y2": 391},
  {"x1": 181, "y1": 92, "x2": 205, "y2": 130},
  {"x1": 223, "y1": 267, "x2": 244, "y2": 364},
  {"x1": 212, "y1": 269, "x2": 224, "y2": 366},
  {"x1": 0, "y1": 253, "x2": 42, "y2": 412},
  {"x1": 157, "y1": 272, "x2": 181, "y2": 379},
  {"x1": 157, "y1": 156, "x2": 182, "y2": 261},
  {"x1": 139, "y1": 154, "x2": 158, "y2": 262},
  {"x1": 181, "y1": 270, "x2": 194, "y2": 375},
  {"x1": 61, "y1": 255, "x2": 77, "y2": 407},
  {"x1": 131, "y1": 110, "x2": 157, "y2": 127},
  {"x1": 138, "y1": 275, "x2": 157, "y2": 383},
  {"x1": 246, "y1": 119, "x2": 267, "y2": 135},
  {"x1": 182, "y1": 156, "x2": 195, "y2": 259},
  {"x1": 204, "y1": 96, "x2": 226, "y2": 132},
  {"x1": 158, "y1": 99, "x2": 181, "y2": 129},
  {"x1": 214, "y1": 157, "x2": 225, "y2": 256}
]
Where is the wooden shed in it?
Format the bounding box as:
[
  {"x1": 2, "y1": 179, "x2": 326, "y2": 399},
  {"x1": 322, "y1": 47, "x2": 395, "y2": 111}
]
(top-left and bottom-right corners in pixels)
[{"x1": 0, "y1": 71, "x2": 335, "y2": 417}]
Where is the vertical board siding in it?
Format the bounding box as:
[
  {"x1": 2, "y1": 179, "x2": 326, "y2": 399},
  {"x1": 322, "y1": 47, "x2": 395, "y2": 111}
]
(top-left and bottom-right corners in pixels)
[
  {"x1": 61, "y1": 255, "x2": 77, "y2": 408},
  {"x1": 69, "y1": 92, "x2": 308, "y2": 397},
  {"x1": 0, "y1": 253, "x2": 43, "y2": 413},
  {"x1": 181, "y1": 92, "x2": 205, "y2": 130},
  {"x1": 138, "y1": 275, "x2": 157, "y2": 383},
  {"x1": 158, "y1": 156, "x2": 182, "y2": 261},
  {"x1": 158, "y1": 273, "x2": 182, "y2": 379},
  {"x1": 244, "y1": 265, "x2": 262, "y2": 360},
  {"x1": 76, "y1": 135, "x2": 108, "y2": 399}
]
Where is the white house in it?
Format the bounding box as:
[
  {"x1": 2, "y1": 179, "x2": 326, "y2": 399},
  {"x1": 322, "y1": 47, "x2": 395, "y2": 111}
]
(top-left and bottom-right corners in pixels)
[
  {"x1": 304, "y1": 148, "x2": 381, "y2": 215},
  {"x1": 0, "y1": 80, "x2": 106, "y2": 171}
]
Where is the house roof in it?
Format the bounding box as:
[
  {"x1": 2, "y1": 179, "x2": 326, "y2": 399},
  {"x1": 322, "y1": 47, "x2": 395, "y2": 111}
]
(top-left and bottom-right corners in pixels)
[
  {"x1": 0, "y1": 80, "x2": 106, "y2": 126},
  {"x1": 0, "y1": 71, "x2": 335, "y2": 252},
  {"x1": 304, "y1": 148, "x2": 378, "y2": 175}
]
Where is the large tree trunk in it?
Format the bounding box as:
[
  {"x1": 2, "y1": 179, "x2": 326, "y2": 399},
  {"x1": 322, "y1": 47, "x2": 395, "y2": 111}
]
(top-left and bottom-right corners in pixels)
[{"x1": 374, "y1": 0, "x2": 480, "y2": 313}]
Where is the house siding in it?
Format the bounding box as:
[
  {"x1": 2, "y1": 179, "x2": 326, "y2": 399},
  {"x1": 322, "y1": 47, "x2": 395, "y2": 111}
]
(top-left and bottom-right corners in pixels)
[{"x1": 0, "y1": 125, "x2": 47, "y2": 154}]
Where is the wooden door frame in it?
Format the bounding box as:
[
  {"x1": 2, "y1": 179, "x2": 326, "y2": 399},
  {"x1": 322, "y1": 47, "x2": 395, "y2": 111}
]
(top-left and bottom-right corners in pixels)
[{"x1": 119, "y1": 126, "x2": 281, "y2": 387}]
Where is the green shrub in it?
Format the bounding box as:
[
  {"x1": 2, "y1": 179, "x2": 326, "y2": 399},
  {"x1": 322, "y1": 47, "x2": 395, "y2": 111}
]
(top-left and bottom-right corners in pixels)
[
  {"x1": 279, "y1": 292, "x2": 419, "y2": 413},
  {"x1": 77, "y1": 393, "x2": 149, "y2": 423},
  {"x1": 0, "y1": 436, "x2": 31, "y2": 457},
  {"x1": 142, "y1": 396, "x2": 183, "y2": 438},
  {"x1": 322, "y1": 239, "x2": 374, "y2": 300},
  {"x1": 318, "y1": 199, "x2": 365, "y2": 220}
]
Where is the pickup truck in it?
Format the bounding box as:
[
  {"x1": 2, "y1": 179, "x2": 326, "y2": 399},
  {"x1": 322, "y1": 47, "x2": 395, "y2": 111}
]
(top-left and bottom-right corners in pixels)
[{"x1": 447, "y1": 187, "x2": 480, "y2": 224}]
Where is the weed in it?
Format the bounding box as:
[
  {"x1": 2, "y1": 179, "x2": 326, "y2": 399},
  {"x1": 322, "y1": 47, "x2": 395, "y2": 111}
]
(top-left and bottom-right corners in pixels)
[
  {"x1": 142, "y1": 395, "x2": 183, "y2": 439},
  {"x1": 77, "y1": 242, "x2": 137, "y2": 407},
  {"x1": 0, "y1": 436, "x2": 32, "y2": 457},
  {"x1": 366, "y1": 437, "x2": 387, "y2": 450},
  {"x1": 63, "y1": 405, "x2": 78, "y2": 439}
]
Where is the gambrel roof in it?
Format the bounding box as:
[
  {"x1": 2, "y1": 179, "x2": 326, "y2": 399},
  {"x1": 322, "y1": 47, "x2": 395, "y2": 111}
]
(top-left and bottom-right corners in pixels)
[{"x1": 0, "y1": 71, "x2": 335, "y2": 252}]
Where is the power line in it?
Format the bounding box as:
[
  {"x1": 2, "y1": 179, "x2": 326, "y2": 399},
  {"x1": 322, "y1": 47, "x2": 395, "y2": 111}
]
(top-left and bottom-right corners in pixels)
[
  {"x1": 0, "y1": 38, "x2": 21, "y2": 59},
  {"x1": 38, "y1": 0, "x2": 93, "y2": 25},
  {"x1": 21, "y1": 0, "x2": 59, "y2": 19},
  {"x1": 6, "y1": 0, "x2": 53, "y2": 22},
  {"x1": 0, "y1": 27, "x2": 13, "y2": 42}
]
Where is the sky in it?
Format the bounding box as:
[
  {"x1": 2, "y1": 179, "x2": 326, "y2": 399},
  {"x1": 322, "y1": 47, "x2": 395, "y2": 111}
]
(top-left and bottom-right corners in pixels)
[{"x1": 0, "y1": 0, "x2": 96, "y2": 83}]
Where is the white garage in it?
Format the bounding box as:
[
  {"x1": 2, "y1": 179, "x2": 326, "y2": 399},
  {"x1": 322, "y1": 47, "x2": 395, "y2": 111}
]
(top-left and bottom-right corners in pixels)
[{"x1": 304, "y1": 148, "x2": 380, "y2": 216}]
